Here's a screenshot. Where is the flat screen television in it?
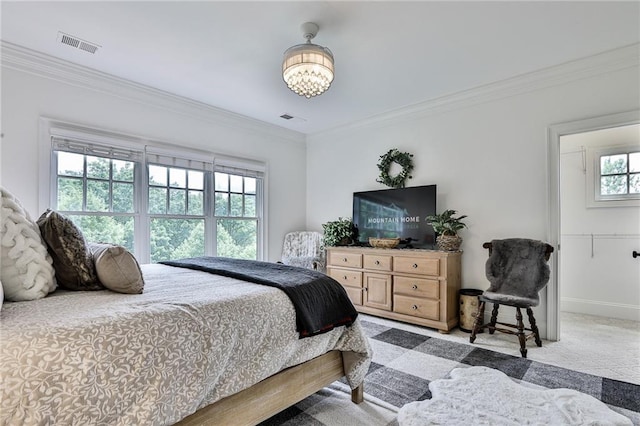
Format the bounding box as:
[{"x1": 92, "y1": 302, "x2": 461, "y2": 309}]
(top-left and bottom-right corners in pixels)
[{"x1": 352, "y1": 185, "x2": 437, "y2": 249}]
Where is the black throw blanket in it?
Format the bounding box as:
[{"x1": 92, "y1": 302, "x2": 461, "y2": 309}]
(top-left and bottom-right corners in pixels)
[{"x1": 160, "y1": 257, "x2": 358, "y2": 338}]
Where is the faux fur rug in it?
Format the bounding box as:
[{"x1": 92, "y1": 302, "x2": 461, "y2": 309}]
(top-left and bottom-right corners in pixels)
[{"x1": 398, "y1": 366, "x2": 633, "y2": 426}]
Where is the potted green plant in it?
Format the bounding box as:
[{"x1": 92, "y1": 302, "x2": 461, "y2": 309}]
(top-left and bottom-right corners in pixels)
[
  {"x1": 322, "y1": 217, "x2": 359, "y2": 247},
  {"x1": 426, "y1": 209, "x2": 468, "y2": 251}
]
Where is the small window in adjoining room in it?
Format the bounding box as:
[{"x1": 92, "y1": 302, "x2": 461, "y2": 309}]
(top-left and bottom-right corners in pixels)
[
  {"x1": 598, "y1": 151, "x2": 640, "y2": 197},
  {"x1": 586, "y1": 144, "x2": 640, "y2": 208}
]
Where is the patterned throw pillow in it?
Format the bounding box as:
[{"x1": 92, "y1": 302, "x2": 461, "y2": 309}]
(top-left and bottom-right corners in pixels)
[
  {"x1": 37, "y1": 209, "x2": 102, "y2": 291},
  {"x1": 0, "y1": 187, "x2": 57, "y2": 301},
  {"x1": 88, "y1": 242, "x2": 144, "y2": 294}
]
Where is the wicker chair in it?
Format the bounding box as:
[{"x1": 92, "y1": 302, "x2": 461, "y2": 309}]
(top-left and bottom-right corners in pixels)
[
  {"x1": 280, "y1": 231, "x2": 325, "y2": 272},
  {"x1": 470, "y1": 238, "x2": 554, "y2": 358}
]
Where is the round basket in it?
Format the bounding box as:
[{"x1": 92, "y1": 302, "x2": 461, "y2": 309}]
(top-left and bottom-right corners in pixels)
[
  {"x1": 436, "y1": 235, "x2": 463, "y2": 251},
  {"x1": 459, "y1": 289, "x2": 484, "y2": 332},
  {"x1": 369, "y1": 237, "x2": 400, "y2": 249}
]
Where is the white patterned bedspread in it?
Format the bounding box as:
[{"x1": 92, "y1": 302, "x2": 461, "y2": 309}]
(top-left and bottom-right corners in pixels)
[{"x1": 0, "y1": 264, "x2": 372, "y2": 425}]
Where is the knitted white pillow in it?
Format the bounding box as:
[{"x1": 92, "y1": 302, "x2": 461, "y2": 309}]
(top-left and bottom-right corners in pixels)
[{"x1": 1, "y1": 188, "x2": 57, "y2": 301}]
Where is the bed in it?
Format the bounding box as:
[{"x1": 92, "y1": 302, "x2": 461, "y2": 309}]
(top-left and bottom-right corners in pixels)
[{"x1": 0, "y1": 262, "x2": 372, "y2": 425}]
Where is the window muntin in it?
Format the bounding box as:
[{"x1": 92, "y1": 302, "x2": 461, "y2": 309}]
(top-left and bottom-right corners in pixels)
[
  {"x1": 148, "y1": 165, "x2": 204, "y2": 216},
  {"x1": 598, "y1": 150, "x2": 640, "y2": 198}
]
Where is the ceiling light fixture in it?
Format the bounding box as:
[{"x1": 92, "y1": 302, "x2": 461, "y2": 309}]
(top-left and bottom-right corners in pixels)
[{"x1": 282, "y1": 22, "x2": 334, "y2": 99}]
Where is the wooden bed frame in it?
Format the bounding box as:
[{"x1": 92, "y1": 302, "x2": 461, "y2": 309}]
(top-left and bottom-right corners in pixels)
[{"x1": 176, "y1": 351, "x2": 363, "y2": 426}]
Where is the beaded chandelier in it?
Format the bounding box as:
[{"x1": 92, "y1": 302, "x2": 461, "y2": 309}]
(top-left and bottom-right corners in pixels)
[{"x1": 282, "y1": 22, "x2": 334, "y2": 99}]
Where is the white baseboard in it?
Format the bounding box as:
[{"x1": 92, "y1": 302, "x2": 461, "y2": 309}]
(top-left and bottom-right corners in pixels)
[{"x1": 561, "y1": 297, "x2": 640, "y2": 322}]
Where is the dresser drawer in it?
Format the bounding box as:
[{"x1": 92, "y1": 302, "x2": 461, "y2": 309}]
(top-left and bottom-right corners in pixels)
[
  {"x1": 394, "y1": 276, "x2": 439, "y2": 299},
  {"x1": 363, "y1": 254, "x2": 392, "y2": 271},
  {"x1": 393, "y1": 294, "x2": 440, "y2": 320},
  {"x1": 328, "y1": 268, "x2": 363, "y2": 288},
  {"x1": 394, "y1": 256, "x2": 440, "y2": 276},
  {"x1": 328, "y1": 251, "x2": 363, "y2": 268}
]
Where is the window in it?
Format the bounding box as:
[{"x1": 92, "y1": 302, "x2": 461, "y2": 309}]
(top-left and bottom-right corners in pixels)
[
  {"x1": 53, "y1": 141, "x2": 140, "y2": 252},
  {"x1": 214, "y1": 172, "x2": 259, "y2": 260},
  {"x1": 148, "y1": 164, "x2": 206, "y2": 263},
  {"x1": 46, "y1": 123, "x2": 265, "y2": 263},
  {"x1": 586, "y1": 145, "x2": 640, "y2": 207},
  {"x1": 598, "y1": 151, "x2": 640, "y2": 197}
]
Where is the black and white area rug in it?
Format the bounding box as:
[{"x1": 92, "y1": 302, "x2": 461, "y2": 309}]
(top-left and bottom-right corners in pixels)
[{"x1": 261, "y1": 318, "x2": 640, "y2": 426}]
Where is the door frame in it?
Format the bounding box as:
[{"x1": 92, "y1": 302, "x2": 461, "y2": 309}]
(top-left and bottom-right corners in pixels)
[{"x1": 546, "y1": 110, "x2": 640, "y2": 341}]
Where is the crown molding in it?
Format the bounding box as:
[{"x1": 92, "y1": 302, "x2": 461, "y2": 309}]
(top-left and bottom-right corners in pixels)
[
  {"x1": 313, "y1": 43, "x2": 640, "y2": 138},
  {"x1": 3, "y1": 40, "x2": 638, "y2": 142},
  {"x1": 1, "y1": 41, "x2": 305, "y2": 144}
]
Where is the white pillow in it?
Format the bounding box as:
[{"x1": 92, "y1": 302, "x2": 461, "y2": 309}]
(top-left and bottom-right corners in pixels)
[
  {"x1": 0, "y1": 280, "x2": 4, "y2": 310},
  {"x1": 1, "y1": 187, "x2": 57, "y2": 301}
]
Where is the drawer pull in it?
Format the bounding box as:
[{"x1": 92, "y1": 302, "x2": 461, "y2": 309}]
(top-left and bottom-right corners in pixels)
[
  {"x1": 412, "y1": 284, "x2": 418, "y2": 290},
  {"x1": 343, "y1": 275, "x2": 348, "y2": 280},
  {"x1": 412, "y1": 304, "x2": 418, "y2": 310},
  {"x1": 343, "y1": 258, "x2": 348, "y2": 262},
  {"x1": 364, "y1": 287, "x2": 368, "y2": 292},
  {"x1": 375, "y1": 260, "x2": 380, "y2": 265},
  {"x1": 412, "y1": 263, "x2": 418, "y2": 268}
]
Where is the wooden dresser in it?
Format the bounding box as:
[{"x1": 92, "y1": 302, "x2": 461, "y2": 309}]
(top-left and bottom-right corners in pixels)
[{"x1": 326, "y1": 246, "x2": 462, "y2": 332}]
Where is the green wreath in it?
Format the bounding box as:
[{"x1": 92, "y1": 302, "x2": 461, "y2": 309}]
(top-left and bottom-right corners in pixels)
[{"x1": 376, "y1": 149, "x2": 414, "y2": 188}]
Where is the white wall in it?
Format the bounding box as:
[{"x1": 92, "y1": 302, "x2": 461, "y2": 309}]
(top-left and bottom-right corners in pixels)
[
  {"x1": 560, "y1": 125, "x2": 640, "y2": 320},
  {"x1": 306, "y1": 50, "x2": 640, "y2": 335},
  {"x1": 2, "y1": 43, "x2": 639, "y2": 332},
  {"x1": 0, "y1": 61, "x2": 307, "y2": 262}
]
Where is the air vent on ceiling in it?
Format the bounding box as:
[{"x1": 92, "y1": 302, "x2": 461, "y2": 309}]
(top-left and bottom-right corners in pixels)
[
  {"x1": 58, "y1": 31, "x2": 100, "y2": 54},
  {"x1": 279, "y1": 113, "x2": 307, "y2": 123}
]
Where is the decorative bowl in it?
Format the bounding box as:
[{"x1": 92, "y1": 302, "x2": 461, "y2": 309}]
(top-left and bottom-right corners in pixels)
[{"x1": 369, "y1": 237, "x2": 401, "y2": 249}]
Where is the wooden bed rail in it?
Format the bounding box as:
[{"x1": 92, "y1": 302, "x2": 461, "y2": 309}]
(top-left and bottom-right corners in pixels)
[{"x1": 175, "y1": 351, "x2": 362, "y2": 426}]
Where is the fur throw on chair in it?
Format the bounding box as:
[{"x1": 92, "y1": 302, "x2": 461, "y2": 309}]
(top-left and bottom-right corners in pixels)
[
  {"x1": 484, "y1": 238, "x2": 551, "y2": 308},
  {"x1": 281, "y1": 231, "x2": 325, "y2": 271}
]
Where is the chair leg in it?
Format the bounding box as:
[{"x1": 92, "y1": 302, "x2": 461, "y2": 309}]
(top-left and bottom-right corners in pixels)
[
  {"x1": 527, "y1": 308, "x2": 542, "y2": 347},
  {"x1": 469, "y1": 301, "x2": 485, "y2": 343},
  {"x1": 515, "y1": 307, "x2": 527, "y2": 358},
  {"x1": 488, "y1": 303, "x2": 499, "y2": 334}
]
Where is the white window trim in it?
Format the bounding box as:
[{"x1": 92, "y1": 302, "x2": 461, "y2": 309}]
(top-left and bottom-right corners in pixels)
[
  {"x1": 585, "y1": 144, "x2": 640, "y2": 208},
  {"x1": 39, "y1": 117, "x2": 267, "y2": 262}
]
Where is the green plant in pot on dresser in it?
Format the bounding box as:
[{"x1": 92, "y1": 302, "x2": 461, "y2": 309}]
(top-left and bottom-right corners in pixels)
[
  {"x1": 426, "y1": 210, "x2": 467, "y2": 251},
  {"x1": 322, "y1": 217, "x2": 359, "y2": 247}
]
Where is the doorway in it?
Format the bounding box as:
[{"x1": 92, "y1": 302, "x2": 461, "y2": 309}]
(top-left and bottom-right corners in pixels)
[{"x1": 547, "y1": 110, "x2": 640, "y2": 341}]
